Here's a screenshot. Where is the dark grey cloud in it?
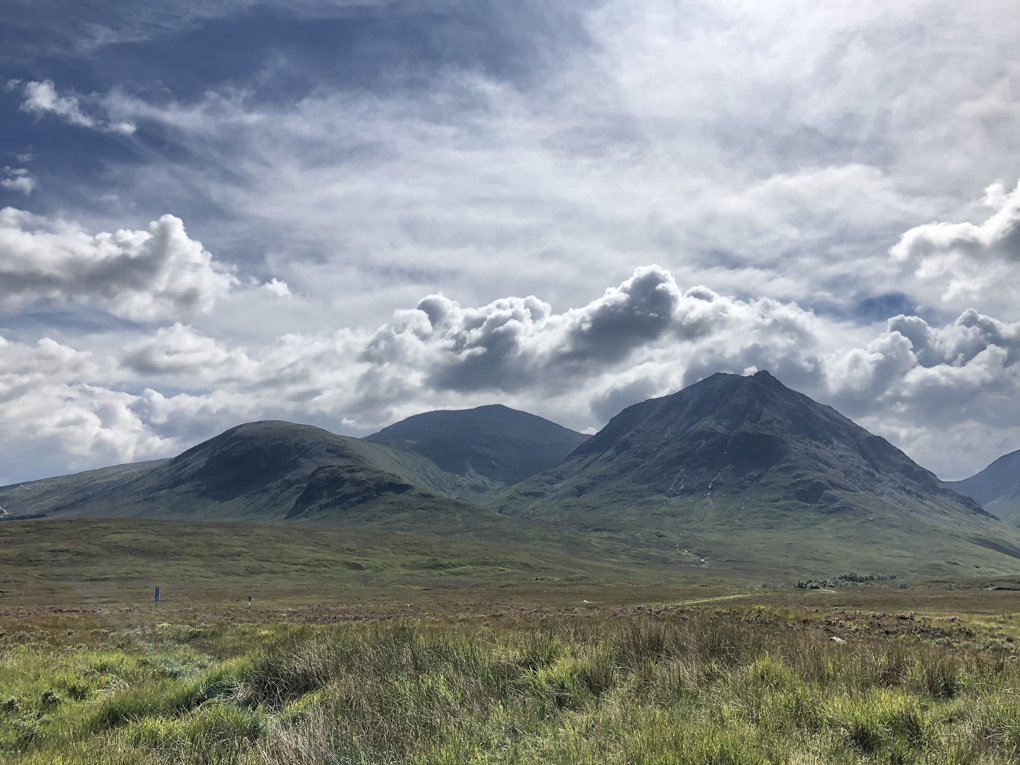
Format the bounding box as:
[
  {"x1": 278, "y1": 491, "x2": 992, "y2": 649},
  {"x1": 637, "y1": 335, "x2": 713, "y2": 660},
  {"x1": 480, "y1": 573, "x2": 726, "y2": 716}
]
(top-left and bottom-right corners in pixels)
[
  {"x1": 889, "y1": 310, "x2": 1020, "y2": 369},
  {"x1": 361, "y1": 266, "x2": 686, "y2": 394},
  {"x1": 560, "y1": 266, "x2": 679, "y2": 364}
]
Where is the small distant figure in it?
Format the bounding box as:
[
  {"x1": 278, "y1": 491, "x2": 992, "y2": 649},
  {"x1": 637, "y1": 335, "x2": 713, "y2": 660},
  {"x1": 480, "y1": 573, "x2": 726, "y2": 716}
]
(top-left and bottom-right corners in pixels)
[{"x1": 248, "y1": 596, "x2": 252, "y2": 608}]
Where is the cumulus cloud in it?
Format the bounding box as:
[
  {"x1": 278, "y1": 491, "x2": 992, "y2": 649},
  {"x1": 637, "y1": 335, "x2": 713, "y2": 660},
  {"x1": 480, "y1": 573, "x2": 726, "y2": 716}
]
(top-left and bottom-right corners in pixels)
[
  {"x1": 894, "y1": 180, "x2": 1020, "y2": 258},
  {"x1": 0, "y1": 209, "x2": 238, "y2": 321},
  {"x1": 18, "y1": 79, "x2": 135, "y2": 135},
  {"x1": 1, "y1": 264, "x2": 1020, "y2": 482},
  {"x1": 122, "y1": 323, "x2": 259, "y2": 378},
  {"x1": 1, "y1": 167, "x2": 36, "y2": 195},
  {"x1": 261, "y1": 278, "x2": 292, "y2": 298},
  {"x1": 361, "y1": 266, "x2": 687, "y2": 394},
  {"x1": 360, "y1": 266, "x2": 830, "y2": 401},
  {"x1": 0, "y1": 334, "x2": 170, "y2": 483},
  {"x1": 891, "y1": 180, "x2": 1020, "y2": 304}
]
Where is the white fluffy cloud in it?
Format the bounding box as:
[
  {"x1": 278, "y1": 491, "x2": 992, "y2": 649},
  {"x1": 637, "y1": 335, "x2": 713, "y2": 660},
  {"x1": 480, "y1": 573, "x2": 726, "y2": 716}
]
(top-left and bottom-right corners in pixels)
[
  {"x1": 122, "y1": 323, "x2": 259, "y2": 378},
  {"x1": 0, "y1": 335, "x2": 169, "y2": 483},
  {"x1": 0, "y1": 209, "x2": 238, "y2": 321},
  {"x1": 828, "y1": 310, "x2": 1020, "y2": 478},
  {"x1": 6, "y1": 264, "x2": 1017, "y2": 482},
  {"x1": 891, "y1": 180, "x2": 1020, "y2": 308}
]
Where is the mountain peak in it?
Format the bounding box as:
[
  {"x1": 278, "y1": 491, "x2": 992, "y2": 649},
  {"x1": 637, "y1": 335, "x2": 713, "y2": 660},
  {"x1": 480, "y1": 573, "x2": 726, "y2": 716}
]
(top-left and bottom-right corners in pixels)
[
  {"x1": 486, "y1": 371, "x2": 1004, "y2": 576},
  {"x1": 502, "y1": 370, "x2": 989, "y2": 524},
  {"x1": 367, "y1": 404, "x2": 589, "y2": 490}
]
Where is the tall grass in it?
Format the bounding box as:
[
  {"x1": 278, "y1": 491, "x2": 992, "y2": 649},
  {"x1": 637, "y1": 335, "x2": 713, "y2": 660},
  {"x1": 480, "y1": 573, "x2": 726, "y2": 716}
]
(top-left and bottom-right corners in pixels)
[{"x1": 2, "y1": 607, "x2": 1019, "y2": 764}]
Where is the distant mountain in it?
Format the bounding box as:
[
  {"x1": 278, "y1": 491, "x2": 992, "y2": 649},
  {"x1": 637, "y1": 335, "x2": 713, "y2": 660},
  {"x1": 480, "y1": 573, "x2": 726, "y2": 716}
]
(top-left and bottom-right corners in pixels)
[
  {"x1": 366, "y1": 404, "x2": 589, "y2": 496},
  {"x1": 485, "y1": 371, "x2": 1020, "y2": 578},
  {"x1": 0, "y1": 421, "x2": 503, "y2": 531},
  {"x1": 5, "y1": 386, "x2": 1020, "y2": 580},
  {"x1": 948, "y1": 450, "x2": 1020, "y2": 526}
]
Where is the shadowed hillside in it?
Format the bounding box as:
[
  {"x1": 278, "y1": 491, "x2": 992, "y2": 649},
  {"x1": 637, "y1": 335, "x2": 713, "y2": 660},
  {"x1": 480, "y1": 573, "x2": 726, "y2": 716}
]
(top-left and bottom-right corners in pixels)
[
  {"x1": 0, "y1": 421, "x2": 503, "y2": 532},
  {"x1": 367, "y1": 404, "x2": 589, "y2": 496},
  {"x1": 484, "y1": 371, "x2": 1020, "y2": 578},
  {"x1": 949, "y1": 449, "x2": 1020, "y2": 526},
  {"x1": 4, "y1": 378, "x2": 1020, "y2": 580}
]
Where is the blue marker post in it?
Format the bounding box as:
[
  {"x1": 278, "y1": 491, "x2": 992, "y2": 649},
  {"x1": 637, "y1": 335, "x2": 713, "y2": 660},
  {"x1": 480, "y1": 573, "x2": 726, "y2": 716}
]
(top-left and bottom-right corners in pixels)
[{"x1": 154, "y1": 585, "x2": 160, "y2": 610}]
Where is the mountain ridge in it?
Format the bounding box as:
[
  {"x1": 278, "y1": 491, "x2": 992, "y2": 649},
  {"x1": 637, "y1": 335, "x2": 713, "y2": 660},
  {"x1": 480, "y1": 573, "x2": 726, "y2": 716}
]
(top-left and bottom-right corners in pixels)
[
  {"x1": 3, "y1": 372, "x2": 1018, "y2": 579},
  {"x1": 0, "y1": 421, "x2": 499, "y2": 531},
  {"x1": 366, "y1": 404, "x2": 589, "y2": 496},
  {"x1": 948, "y1": 448, "x2": 1020, "y2": 526},
  {"x1": 483, "y1": 370, "x2": 1013, "y2": 578}
]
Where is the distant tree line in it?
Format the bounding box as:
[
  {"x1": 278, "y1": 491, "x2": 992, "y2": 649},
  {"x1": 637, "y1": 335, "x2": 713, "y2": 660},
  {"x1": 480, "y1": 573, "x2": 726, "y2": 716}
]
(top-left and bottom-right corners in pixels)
[{"x1": 796, "y1": 572, "x2": 896, "y2": 589}]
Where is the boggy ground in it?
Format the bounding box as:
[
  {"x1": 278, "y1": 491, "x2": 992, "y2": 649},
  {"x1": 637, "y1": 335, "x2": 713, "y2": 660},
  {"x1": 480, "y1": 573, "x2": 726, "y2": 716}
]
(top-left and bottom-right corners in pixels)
[{"x1": 2, "y1": 592, "x2": 1020, "y2": 764}]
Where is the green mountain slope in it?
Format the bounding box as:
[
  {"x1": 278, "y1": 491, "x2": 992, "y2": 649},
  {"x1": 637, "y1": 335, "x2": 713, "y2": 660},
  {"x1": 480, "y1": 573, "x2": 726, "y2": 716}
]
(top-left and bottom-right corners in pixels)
[
  {"x1": 948, "y1": 449, "x2": 1020, "y2": 526},
  {"x1": 0, "y1": 460, "x2": 169, "y2": 520},
  {"x1": 366, "y1": 404, "x2": 590, "y2": 496},
  {"x1": 0, "y1": 421, "x2": 504, "y2": 532},
  {"x1": 484, "y1": 371, "x2": 1020, "y2": 578}
]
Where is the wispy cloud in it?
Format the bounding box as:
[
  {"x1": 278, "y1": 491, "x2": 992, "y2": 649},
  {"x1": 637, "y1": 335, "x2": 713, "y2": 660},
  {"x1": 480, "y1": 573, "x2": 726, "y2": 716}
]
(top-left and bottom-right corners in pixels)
[
  {"x1": 1, "y1": 167, "x2": 35, "y2": 195},
  {"x1": 17, "y1": 80, "x2": 135, "y2": 135}
]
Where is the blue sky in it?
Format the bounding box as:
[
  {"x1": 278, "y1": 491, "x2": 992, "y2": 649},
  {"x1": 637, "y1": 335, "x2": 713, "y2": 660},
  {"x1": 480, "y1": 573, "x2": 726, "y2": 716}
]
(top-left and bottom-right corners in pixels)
[{"x1": 1, "y1": 0, "x2": 1019, "y2": 483}]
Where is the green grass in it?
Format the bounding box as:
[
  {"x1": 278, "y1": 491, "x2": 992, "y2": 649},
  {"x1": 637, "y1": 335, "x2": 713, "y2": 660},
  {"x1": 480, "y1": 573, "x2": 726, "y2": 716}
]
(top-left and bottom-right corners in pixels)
[
  {"x1": 0, "y1": 518, "x2": 716, "y2": 608},
  {"x1": 3, "y1": 601, "x2": 1020, "y2": 764}
]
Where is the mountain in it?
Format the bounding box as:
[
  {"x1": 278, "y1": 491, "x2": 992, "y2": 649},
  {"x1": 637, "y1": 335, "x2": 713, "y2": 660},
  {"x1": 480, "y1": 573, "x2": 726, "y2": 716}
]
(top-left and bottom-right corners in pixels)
[
  {"x1": 366, "y1": 404, "x2": 589, "y2": 496},
  {"x1": 484, "y1": 371, "x2": 1020, "y2": 579},
  {"x1": 0, "y1": 421, "x2": 504, "y2": 531},
  {"x1": 948, "y1": 449, "x2": 1020, "y2": 526},
  {"x1": 5, "y1": 380, "x2": 1020, "y2": 580}
]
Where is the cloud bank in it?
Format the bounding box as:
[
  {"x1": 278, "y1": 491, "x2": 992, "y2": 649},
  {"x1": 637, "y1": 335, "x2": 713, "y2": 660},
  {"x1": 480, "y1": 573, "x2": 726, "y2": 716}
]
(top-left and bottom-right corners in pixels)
[
  {"x1": 1, "y1": 259, "x2": 1018, "y2": 483},
  {"x1": 0, "y1": 210, "x2": 237, "y2": 321}
]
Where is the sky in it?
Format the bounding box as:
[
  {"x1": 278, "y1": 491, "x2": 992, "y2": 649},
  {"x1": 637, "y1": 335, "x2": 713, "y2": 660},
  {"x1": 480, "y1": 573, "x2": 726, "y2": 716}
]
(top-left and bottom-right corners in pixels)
[{"x1": 0, "y1": 0, "x2": 1019, "y2": 484}]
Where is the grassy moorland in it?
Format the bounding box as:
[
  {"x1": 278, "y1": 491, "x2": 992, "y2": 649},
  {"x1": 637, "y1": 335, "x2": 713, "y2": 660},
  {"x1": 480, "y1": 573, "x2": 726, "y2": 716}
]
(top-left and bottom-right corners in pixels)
[
  {"x1": 4, "y1": 518, "x2": 1020, "y2": 763},
  {"x1": 3, "y1": 590, "x2": 1020, "y2": 764},
  {"x1": 0, "y1": 518, "x2": 715, "y2": 606}
]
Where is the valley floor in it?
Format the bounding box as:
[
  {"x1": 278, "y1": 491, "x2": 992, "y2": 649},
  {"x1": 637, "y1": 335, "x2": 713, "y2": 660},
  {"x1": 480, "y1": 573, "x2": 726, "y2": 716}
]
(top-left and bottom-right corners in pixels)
[
  {"x1": 4, "y1": 518, "x2": 1020, "y2": 763},
  {"x1": 2, "y1": 590, "x2": 1020, "y2": 764}
]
